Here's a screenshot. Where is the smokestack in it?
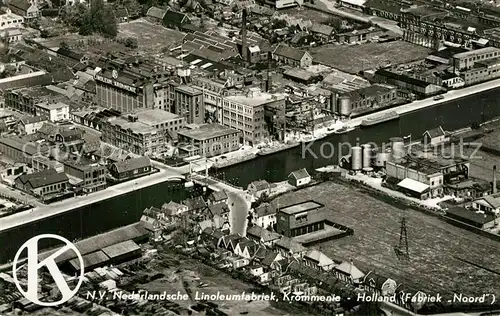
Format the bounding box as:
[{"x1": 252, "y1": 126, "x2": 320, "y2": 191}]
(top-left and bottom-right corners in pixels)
[
  {"x1": 241, "y1": 9, "x2": 248, "y2": 63},
  {"x1": 494, "y1": 165, "x2": 497, "y2": 194},
  {"x1": 265, "y1": 51, "x2": 272, "y2": 92}
]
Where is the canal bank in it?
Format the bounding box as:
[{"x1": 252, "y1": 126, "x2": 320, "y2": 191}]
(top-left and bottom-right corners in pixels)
[{"x1": 2, "y1": 85, "x2": 500, "y2": 263}]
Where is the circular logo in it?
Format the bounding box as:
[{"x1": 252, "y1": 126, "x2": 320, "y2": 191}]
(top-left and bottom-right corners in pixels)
[
  {"x1": 112, "y1": 70, "x2": 118, "y2": 79},
  {"x1": 12, "y1": 234, "x2": 84, "y2": 307}
]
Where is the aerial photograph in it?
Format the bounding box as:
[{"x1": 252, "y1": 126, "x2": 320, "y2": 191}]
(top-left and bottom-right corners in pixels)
[{"x1": 0, "y1": 0, "x2": 499, "y2": 314}]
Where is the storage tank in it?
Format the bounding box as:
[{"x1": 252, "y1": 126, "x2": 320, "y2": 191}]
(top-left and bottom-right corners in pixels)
[
  {"x1": 390, "y1": 137, "x2": 405, "y2": 162},
  {"x1": 338, "y1": 96, "x2": 351, "y2": 117},
  {"x1": 375, "y1": 152, "x2": 391, "y2": 167},
  {"x1": 330, "y1": 92, "x2": 337, "y2": 113},
  {"x1": 361, "y1": 144, "x2": 372, "y2": 169},
  {"x1": 351, "y1": 146, "x2": 362, "y2": 170}
]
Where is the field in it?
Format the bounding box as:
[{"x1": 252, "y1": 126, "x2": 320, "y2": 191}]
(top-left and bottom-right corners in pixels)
[
  {"x1": 310, "y1": 41, "x2": 432, "y2": 74},
  {"x1": 118, "y1": 19, "x2": 186, "y2": 55},
  {"x1": 275, "y1": 182, "x2": 500, "y2": 298},
  {"x1": 280, "y1": 7, "x2": 336, "y2": 24}
]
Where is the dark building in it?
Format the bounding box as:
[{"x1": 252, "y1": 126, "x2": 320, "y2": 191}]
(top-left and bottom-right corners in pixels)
[
  {"x1": 163, "y1": 9, "x2": 191, "y2": 30},
  {"x1": 109, "y1": 156, "x2": 152, "y2": 181},
  {"x1": 276, "y1": 200, "x2": 326, "y2": 237},
  {"x1": 14, "y1": 169, "x2": 69, "y2": 200}
]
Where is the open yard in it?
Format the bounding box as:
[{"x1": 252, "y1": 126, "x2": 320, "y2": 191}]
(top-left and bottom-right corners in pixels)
[
  {"x1": 118, "y1": 19, "x2": 186, "y2": 55},
  {"x1": 274, "y1": 182, "x2": 500, "y2": 299},
  {"x1": 311, "y1": 41, "x2": 432, "y2": 74}
]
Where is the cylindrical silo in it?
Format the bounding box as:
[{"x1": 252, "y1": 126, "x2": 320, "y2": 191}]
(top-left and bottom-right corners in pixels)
[
  {"x1": 352, "y1": 146, "x2": 362, "y2": 170},
  {"x1": 362, "y1": 144, "x2": 372, "y2": 169},
  {"x1": 330, "y1": 92, "x2": 337, "y2": 113},
  {"x1": 338, "y1": 96, "x2": 351, "y2": 117},
  {"x1": 375, "y1": 152, "x2": 391, "y2": 167},
  {"x1": 390, "y1": 137, "x2": 405, "y2": 162}
]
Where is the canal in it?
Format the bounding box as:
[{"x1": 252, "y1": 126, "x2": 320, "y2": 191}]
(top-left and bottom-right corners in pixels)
[{"x1": 1, "y1": 88, "x2": 500, "y2": 263}]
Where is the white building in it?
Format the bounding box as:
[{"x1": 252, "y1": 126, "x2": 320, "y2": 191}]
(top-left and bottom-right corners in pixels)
[
  {"x1": 35, "y1": 101, "x2": 69, "y2": 122},
  {"x1": 252, "y1": 203, "x2": 276, "y2": 229},
  {"x1": 288, "y1": 168, "x2": 311, "y2": 187},
  {"x1": 18, "y1": 116, "x2": 46, "y2": 135},
  {"x1": 0, "y1": 8, "x2": 23, "y2": 31},
  {"x1": 422, "y1": 126, "x2": 447, "y2": 146},
  {"x1": 472, "y1": 193, "x2": 500, "y2": 215}
]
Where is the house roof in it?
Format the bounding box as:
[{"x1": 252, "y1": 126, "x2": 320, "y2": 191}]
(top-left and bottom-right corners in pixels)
[
  {"x1": 208, "y1": 202, "x2": 229, "y2": 217},
  {"x1": 289, "y1": 168, "x2": 310, "y2": 180},
  {"x1": 162, "y1": 201, "x2": 186, "y2": 215},
  {"x1": 446, "y1": 207, "x2": 495, "y2": 226},
  {"x1": 247, "y1": 225, "x2": 281, "y2": 242},
  {"x1": 147, "y1": 6, "x2": 167, "y2": 19},
  {"x1": 15, "y1": 169, "x2": 68, "y2": 189},
  {"x1": 335, "y1": 261, "x2": 365, "y2": 279},
  {"x1": 274, "y1": 236, "x2": 306, "y2": 253},
  {"x1": 304, "y1": 249, "x2": 334, "y2": 268},
  {"x1": 163, "y1": 9, "x2": 189, "y2": 26},
  {"x1": 57, "y1": 47, "x2": 84, "y2": 61},
  {"x1": 249, "y1": 180, "x2": 270, "y2": 191},
  {"x1": 423, "y1": 126, "x2": 445, "y2": 138},
  {"x1": 20, "y1": 116, "x2": 46, "y2": 125},
  {"x1": 262, "y1": 251, "x2": 281, "y2": 266},
  {"x1": 311, "y1": 23, "x2": 334, "y2": 36},
  {"x1": 183, "y1": 196, "x2": 207, "y2": 211},
  {"x1": 9, "y1": 0, "x2": 33, "y2": 12},
  {"x1": 481, "y1": 192, "x2": 500, "y2": 209},
  {"x1": 112, "y1": 156, "x2": 151, "y2": 174},
  {"x1": 209, "y1": 189, "x2": 228, "y2": 202},
  {"x1": 273, "y1": 44, "x2": 308, "y2": 61},
  {"x1": 397, "y1": 178, "x2": 429, "y2": 194},
  {"x1": 254, "y1": 203, "x2": 275, "y2": 218}
]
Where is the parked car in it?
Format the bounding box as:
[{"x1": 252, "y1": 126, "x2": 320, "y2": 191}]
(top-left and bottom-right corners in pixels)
[{"x1": 433, "y1": 95, "x2": 444, "y2": 101}]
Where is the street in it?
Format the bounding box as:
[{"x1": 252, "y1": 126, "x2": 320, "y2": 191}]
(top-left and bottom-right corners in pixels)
[{"x1": 227, "y1": 191, "x2": 250, "y2": 236}]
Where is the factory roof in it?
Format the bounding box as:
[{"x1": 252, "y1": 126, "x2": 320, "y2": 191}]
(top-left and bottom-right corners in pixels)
[
  {"x1": 225, "y1": 92, "x2": 285, "y2": 107},
  {"x1": 134, "y1": 109, "x2": 182, "y2": 125},
  {"x1": 398, "y1": 178, "x2": 429, "y2": 193},
  {"x1": 279, "y1": 200, "x2": 324, "y2": 215},
  {"x1": 344, "y1": 84, "x2": 395, "y2": 100},
  {"x1": 15, "y1": 169, "x2": 68, "y2": 189},
  {"x1": 273, "y1": 44, "x2": 311, "y2": 62},
  {"x1": 365, "y1": 0, "x2": 408, "y2": 14},
  {"x1": 375, "y1": 69, "x2": 433, "y2": 88},
  {"x1": 175, "y1": 85, "x2": 202, "y2": 95},
  {"x1": 310, "y1": 23, "x2": 334, "y2": 36},
  {"x1": 38, "y1": 222, "x2": 149, "y2": 263},
  {"x1": 107, "y1": 117, "x2": 158, "y2": 135},
  {"x1": 476, "y1": 56, "x2": 500, "y2": 67},
  {"x1": 0, "y1": 136, "x2": 47, "y2": 156},
  {"x1": 178, "y1": 123, "x2": 240, "y2": 141},
  {"x1": 36, "y1": 101, "x2": 68, "y2": 110},
  {"x1": 69, "y1": 250, "x2": 109, "y2": 271},
  {"x1": 453, "y1": 47, "x2": 500, "y2": 59},
  {"x1": 101, "y1": 240, "x2": 141, "y2": 259},
  {"x1": 446, "y1": 207, "x2": 496, "y2": 226},
  {"x1": 283, "y1": 69, "x2": 317, "y2": 82},
  {"x1": 402, "y1": 5, "x2": 447, "y2": 18}
]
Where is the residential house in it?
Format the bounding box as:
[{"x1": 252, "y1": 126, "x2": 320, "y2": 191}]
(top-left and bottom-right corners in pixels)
[
  {"x1": 246, "y1": 225, "x2": 281, "y2": 246},
  {"x1": 63, "y1": 158, "x2": 107, "y2": 193},
  {"x1": 140, "y1": 214, "x2": 162, "y2": 241},
  {"x1": 0, "y1": 28, "x2": 22, "y2": 43},
  {"x1": 109, "y1": 156, "x2": 152, "y2": 181},
  {"x1": 303, "y1": 249, "x2": 335, "y2": 271},
  {"x1": 335, "y1": 27, "x2": 384, "y2": 44},
  {"x1": 440, "y1": 72, "x2": 464, "y2": 89},
  {"x1": 201, "y1": 227, "x2": 225, "y2": 248},
  {"x1": 221, "y1": 234, "x2": 244, "y2": 252},
  {"x1": 8, "y1": 0, "x2": 39, "y2": 20},
  {"x1": 310, "y1": 23, "x2": 334, "y2": 41},
  {"x1": 146, "y1": 6, "x2": 167, "y2": 24},
  {"x1": 248, "y1": 265, "x2": 272, "y2": 284},
  {"x1": 207, "y1": 202, "x2": 230, "y2": 221},
  {"x1": 446, "y1": 207, "x2": 497, "y2": 229},
  {"x1": 18, "y1": 116, "x2": 46, "y2": 135},
  {"x1": 35, "y1": 101, "x2": 70, "y2": 122},
  {"x1": 182, "y1": 196, "x2": 207, "y2": 214},
  {"x1": 247, "y1": 180, "x2": 271, "y2": 198},
  {"x1": 234, "y1": 238, "x2": 260, "y2": 259},
  {"x1": 274, "y1": 236, "x2": 306, "y2": 258},
  {"x1": 227, "y1": 256, "x2": 250, "y2": 269},
  {"x1": 261, "y1": 251, "x2": 283, "y2": 268},
  {"x1": 207, "y1": 190, "x2": 228, "y2": 205},
  {"x1": 333, "y1": 261, "x2": 365, "y2": 285},
  {"x1": 14, "y1": 169, "x2": 69, "y2": 200},
  {"x1": 288, "y1": 168, "x2": 311, "y2": 187},
  {"x1": 162, "y1": 201, "x2": 189, "y2": 217},
  {"x1": 113, "y1": 7, "x2": 129, "y2": 22},
  {"x1": 163, "y1": 9, "x2": 191, "y2": 30},
  {"x1": 272, "y1": 44, "x2": 313, "y2": 68},
  {"x1": 56, "y1": 48, "x2": 89, "y2": 65},
  {"x1": 422, "y1": 126, "x2": 446, "y2": 146},
  {"x1": 251, "y1": 202, "x2": 276, "y2": 229}
]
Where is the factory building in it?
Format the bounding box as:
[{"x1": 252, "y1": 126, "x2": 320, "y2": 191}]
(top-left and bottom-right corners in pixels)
[
  {"x1": 276, "y1": 200, "x2": 326, "y2": 238},
  {"x1": 452, "y1": 47, "x2": 500, "y2": 71},
  {"x1": 177, "y1": 123, "x2": 241, "y2": 157},
  {"x1": 332, "y1": 84, "x2": 398, "y2": 118},
  {"x1": 174, "y1": 85, "x2": 204, "y2": 124}
]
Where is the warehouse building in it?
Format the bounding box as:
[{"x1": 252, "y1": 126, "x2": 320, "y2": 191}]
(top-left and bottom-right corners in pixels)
[{"x1": 277, "y1": 200, "x2": 326, "y2": 238}]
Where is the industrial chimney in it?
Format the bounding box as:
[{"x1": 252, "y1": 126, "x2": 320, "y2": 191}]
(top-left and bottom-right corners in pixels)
[
  {"x1": 241, "y1": 8, "x2": 248, "y2": 63},
  {"x1": 494, "y1": 165, "x2": 497, "y2": 194}
]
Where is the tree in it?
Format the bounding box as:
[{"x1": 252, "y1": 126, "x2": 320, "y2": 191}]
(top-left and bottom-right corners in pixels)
[
  {"x1": 231, "y1": 5, "x2": 238, "y2": 12},
  {"x1": 271, "y1": 19, "x2": 287, "y2": 29},
  {"x1": 124, "y1": 37, "x2": 138, "y2": 48},
  {"x1": 60, "y1": 40, "x2": 70, "y2": 50},
  {"x1": 77, "y1": 0, "x2": 118, "y2": 38}
]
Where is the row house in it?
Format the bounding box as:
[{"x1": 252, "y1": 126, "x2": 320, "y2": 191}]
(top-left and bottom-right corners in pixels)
[
  {"x1": 333, "y1": 261, "x2": 366, "y2": 285},
  {"x1": 246, "y1": 225, "x2": 282, "y2": 247}
]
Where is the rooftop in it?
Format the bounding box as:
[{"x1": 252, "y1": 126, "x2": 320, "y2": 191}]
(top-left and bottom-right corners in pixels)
[
  {"x1": 225, "y1": 91, "x2": 285, "y2": 107},
  {"x1": 453, "y1": 47, "x2": 500, "y2": 59},
  {"x1": 134, "y1": 109, "x2": 182, "y2": 125},
  {"x1": 36, "y1": 101, "x2": 69, "y2": 110},
  {"x1": 107, "y1": 117, "x2": 158, "y2": 135},
  {"x1": 178, "y1": 123, "x2": 240, "y2": 141},
  {"x1": 402, "y1": 5, "x2": 447, "y2": 18},
  {"x1": 175, "y1": 85, "x2": 202, "y2": 95},
  {"x1": 279, "y1": 200, "x2": 324, "y2": 215}
]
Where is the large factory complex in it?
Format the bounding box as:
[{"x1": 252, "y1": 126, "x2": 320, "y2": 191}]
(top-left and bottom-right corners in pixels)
[{"x1": 341, "y1": 127, "x2": 499, "y2": 230}]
